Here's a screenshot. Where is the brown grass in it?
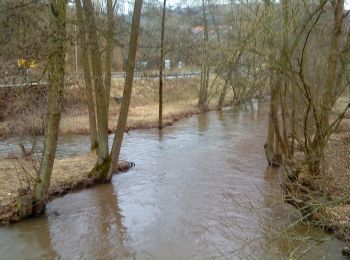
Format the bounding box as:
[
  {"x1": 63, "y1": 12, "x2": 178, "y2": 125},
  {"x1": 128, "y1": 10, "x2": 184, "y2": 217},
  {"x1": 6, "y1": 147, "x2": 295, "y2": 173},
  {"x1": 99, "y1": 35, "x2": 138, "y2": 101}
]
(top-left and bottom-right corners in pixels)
[
  {"x1": 0, "y1": 153, "x2": 134, "y2": 203},
  {"x1": 0, "y1": 154, "x2": 131, "y2": 224},
  {"x1": 58, "y1": 99, "x2": 201, "y2": 134},
  {"x1": 0, "y1": 77, "x2": 229, "y2": 137},
  {"x1": 0, "y1": 154, "x2": 94, "y2": 205}
]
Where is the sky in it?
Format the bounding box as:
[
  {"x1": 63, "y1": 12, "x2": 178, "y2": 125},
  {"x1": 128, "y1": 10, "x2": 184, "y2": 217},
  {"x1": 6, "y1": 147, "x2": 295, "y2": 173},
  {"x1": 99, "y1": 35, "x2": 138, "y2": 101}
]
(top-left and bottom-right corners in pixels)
[{"x1": 346, "y1": 0, "x2": 350, "y2": 10}]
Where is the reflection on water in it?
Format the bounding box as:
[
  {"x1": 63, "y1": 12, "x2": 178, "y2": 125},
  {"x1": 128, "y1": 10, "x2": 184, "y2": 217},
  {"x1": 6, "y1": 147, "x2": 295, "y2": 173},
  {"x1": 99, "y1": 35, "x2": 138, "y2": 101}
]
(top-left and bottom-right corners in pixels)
[{"x1": 0, "y1": 100, "x2": 346, "y2": 259}]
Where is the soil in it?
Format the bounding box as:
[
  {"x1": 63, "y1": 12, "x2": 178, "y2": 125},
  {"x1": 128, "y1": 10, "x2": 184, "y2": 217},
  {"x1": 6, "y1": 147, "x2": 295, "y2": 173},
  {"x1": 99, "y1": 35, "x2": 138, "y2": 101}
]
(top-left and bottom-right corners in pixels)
[{"x1": 282, "y1": 97, "x2": 350, "y2": 253}]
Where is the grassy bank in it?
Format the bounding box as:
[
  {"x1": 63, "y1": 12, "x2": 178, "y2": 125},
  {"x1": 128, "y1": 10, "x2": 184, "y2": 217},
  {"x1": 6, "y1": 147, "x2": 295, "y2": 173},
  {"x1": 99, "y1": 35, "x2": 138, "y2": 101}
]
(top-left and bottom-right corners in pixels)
[
  {"x1": 0, "y1": 154, "x2": 131, "y2": 224},
  {"x1": 0, "y1": 77, "x2": 227, "y2": 137},
  {"x1": 0, "y1": 76, "x2": 229, "y2": 224}
]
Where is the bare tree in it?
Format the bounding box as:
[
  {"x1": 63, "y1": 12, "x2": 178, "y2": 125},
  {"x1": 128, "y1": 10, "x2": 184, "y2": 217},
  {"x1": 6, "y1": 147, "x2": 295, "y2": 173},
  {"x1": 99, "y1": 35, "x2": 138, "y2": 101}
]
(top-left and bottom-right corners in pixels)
[
  {"x1": 34, "y1": 0, "x2": 67, "y2": 214},
  {"x1": 107, "y1": 0, "x2": 144, "y2": 181},
  {"x1": 263, "y1": 0, "x2": 280, "y2": 167},
  {"x1": 83, "y1": 0, "x2": 110, "y2": 180},
  {"x1": 158, "y1": 0, "x2": 166, "y2": 129},
  {"x1": 105, "y1": 0, "x2": 114, "y2": 112},
  {"x1": 198, "y1": 0, "x2": 209, "y2": 110},
  {"x1": 75, "y1": 0, "x2": 98, "y2": 151}
]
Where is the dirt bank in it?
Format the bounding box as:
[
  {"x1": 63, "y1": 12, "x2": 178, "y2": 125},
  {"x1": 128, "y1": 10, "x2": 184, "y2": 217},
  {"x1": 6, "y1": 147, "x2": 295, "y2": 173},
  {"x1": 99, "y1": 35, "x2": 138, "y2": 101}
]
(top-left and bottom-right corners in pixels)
[
  {"x1": 0, "y1": 154, "x2": 132, "y2": 224},
  {"x1": 281, "y1": 97, "x2": 350, "y2": 253}
]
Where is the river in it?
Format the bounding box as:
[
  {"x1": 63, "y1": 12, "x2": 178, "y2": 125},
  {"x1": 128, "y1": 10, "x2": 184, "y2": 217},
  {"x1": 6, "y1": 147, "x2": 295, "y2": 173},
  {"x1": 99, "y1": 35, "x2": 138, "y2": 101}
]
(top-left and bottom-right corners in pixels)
[{"x1": 0, "y1": 101, "x2": 346, "y2": 259}]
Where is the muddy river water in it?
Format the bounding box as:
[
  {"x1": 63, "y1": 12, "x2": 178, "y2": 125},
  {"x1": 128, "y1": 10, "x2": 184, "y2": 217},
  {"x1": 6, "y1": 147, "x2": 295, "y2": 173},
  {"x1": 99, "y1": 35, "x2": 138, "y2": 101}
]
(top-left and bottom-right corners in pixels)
[{"x1": 0, "y1": 101, "x2": 346, "y2": 259}]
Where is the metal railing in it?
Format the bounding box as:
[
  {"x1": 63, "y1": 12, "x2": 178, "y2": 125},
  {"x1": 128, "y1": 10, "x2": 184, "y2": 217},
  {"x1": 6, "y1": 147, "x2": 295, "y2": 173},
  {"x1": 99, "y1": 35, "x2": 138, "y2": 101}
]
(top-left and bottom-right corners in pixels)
[
  {"x1": 112, "y1": 70, "x2": 201, "y2": 79},
  {"x1": 0, "y1": 71, "x2": 202, "y2": 88}
]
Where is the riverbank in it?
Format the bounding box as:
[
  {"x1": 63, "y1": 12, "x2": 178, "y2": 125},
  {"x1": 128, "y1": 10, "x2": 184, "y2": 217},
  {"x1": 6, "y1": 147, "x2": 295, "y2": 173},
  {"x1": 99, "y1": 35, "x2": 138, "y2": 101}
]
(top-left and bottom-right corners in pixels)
[
  {"x1": 0, "y1": 77, "x2": 227, "y2": 137},
  {"x1": 282, "y1": 97, "x2": 350, "y2": 254},
  {"x1": 1, "y1": 99, "x2": 347, "y2": 258},
  {"x1": 60, "y1": 100, "x2": 202, "y2": 135},
  {"x1": 0, "y1": 99, "x2": 205, "y2": 224},
  {"x1": 0, "y1": 76, "x2": 231, "y2": 224},
  {"x1": 0, "y1": 154, "x2": 132, "y2": 224}
]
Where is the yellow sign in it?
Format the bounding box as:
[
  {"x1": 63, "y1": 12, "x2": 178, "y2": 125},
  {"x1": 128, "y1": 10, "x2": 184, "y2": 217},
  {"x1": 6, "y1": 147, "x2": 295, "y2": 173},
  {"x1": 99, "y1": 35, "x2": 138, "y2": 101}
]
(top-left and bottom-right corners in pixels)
[{"x1": 17, "y1": 58, "x2": 37, "y2": 68}]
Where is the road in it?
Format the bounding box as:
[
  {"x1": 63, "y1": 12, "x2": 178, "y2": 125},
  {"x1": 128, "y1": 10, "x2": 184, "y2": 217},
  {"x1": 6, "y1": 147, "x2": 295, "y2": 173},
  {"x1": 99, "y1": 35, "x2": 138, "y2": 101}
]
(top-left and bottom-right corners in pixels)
[{"x1": 0, "y1": 71, "x2": 202, "y2": 88}]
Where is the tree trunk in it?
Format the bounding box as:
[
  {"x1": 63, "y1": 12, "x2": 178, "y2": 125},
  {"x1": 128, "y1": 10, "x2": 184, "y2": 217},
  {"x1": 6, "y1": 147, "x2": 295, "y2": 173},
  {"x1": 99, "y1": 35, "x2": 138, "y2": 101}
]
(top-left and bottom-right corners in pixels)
[
  {"x1": 218, "y1": 78, "x2": 228, "y2": 110},
  {"x1": 291, "y1": 80, "x2": 296, "y2": 156},
  {"x1": 321, "y1": 0, "x2": 343, "y2": 131},
  {"x1": 83, "y1": 0, "x2": 109, "y2": 180},
  {"x1": 34, "y1": 0, "x2": 67, "y2": 215},
  {"x1": 279, "y1": 0, "x2": 290, "y2": 161},
  {"x1": 198, "y1": 0, "x2": 209, "y2": 110},
  {"x1": 75, "y1": 0, "x2": 98, "y2": 151},
  {"x1": 265, "y1": 82, "x2": 278, "y2": 167},
  {"x1": 107, "y1": 0, "x2": 143, "y2": 181},
  {"x1": 158, "y1": 0, "x2": 166, "y2": 129},
  {"x1": 105, "y1": 0, "x2": 114, "y2": 114},
  {"x1": 308, "y1": 0, "x2": 344, "y2": 175},
  {"x1": 18, "y1": 141, "x2": 27, "y2": 157},
  {"x1": 199, "y1": 63, "x2": 209, "y2": 110},
  {"x1": 264, "y1": 0, "x2": 282, "y2": 167}
]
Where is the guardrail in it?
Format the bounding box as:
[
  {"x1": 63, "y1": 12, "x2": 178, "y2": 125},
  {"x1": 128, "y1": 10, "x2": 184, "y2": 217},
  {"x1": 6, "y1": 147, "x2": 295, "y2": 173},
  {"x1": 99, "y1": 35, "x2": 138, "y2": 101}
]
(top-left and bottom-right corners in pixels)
[
  {"x1": 112, "y1": 71, "x2": 201, "y2": 79},
  {"x1": 0, "y1": 82, "x2": 48, "y2": 89},
  {"x1": 0, "y1": 71, "x2": 202, "y2": 88}
]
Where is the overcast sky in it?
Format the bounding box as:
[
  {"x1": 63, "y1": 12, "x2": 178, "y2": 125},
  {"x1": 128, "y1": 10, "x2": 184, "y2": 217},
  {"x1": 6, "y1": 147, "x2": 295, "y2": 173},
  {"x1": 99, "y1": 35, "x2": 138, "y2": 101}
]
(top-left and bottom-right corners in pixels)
[{"x1": 346, "y1": 0, "x2": 350, "y2": 10}]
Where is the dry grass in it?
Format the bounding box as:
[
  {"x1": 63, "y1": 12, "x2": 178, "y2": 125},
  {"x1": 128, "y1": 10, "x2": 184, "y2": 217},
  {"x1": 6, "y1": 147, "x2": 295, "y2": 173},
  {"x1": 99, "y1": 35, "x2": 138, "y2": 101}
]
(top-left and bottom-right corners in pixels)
[
  {"x1": 0, "y1": 76, "x2": 229, "y2": 137},
  {"x1": 57, "y1": 76, "x2": 227, "y2": 134},
  {"x1": 0, "y1": 154, "x2": 97, "y2": 205},
  {"x1": 59, "y1": 99, "x2": 201, "y2": 134},
  {"x1": 0, "y1": 153, "x2": 131, "y2": 204},
  {"x1": 0, "y1": 153, "x2": 131, "y2": 224}
]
